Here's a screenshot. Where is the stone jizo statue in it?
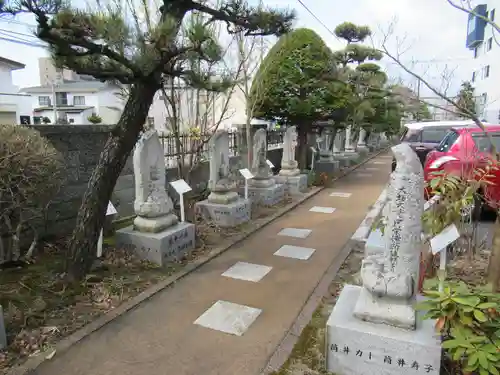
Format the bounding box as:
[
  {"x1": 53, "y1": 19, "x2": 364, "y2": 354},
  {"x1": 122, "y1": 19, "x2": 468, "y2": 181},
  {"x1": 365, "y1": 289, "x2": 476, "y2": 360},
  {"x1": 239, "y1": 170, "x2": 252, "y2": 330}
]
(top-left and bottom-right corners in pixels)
[
  {"x1": 353, "y1": 143, "x2": 424, "y2": 330},
  {"x1": 279, "y1": 126, "x2": 300, "y2": 177},
  {"x1": 133, "y1": 129, "x2": 178, "y2": 232}
]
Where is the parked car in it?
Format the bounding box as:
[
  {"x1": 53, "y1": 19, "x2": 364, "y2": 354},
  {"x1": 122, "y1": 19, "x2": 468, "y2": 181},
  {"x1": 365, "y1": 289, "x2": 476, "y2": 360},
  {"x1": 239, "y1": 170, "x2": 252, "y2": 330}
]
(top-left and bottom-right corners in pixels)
[
  {"x1": 423, "y1": 123, "x2": 500, "y2": 214},
  {"x1": 392, "y1": 120, "x2": 481, "y2": 171}
]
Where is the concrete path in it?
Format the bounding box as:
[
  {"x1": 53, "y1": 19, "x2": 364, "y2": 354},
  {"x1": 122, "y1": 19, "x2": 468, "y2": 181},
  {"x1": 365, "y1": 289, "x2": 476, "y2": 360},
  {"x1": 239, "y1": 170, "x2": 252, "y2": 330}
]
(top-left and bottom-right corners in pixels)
[{"x1": 34, "y1": 153, "x2": 392, "y2": 375}]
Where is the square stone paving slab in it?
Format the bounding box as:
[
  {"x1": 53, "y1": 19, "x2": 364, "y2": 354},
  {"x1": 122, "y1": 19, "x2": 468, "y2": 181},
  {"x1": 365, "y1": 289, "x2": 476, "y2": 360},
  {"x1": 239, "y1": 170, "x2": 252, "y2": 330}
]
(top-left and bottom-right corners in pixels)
[
  {"x1": 273, "y1": 245, "x2": 316, "y2": 260},
  {"x1": 372, "y1": 161, "x2": 389, "y2": 165},
  {"x1": 309, "y1": 206, "x2": 336, "y2": 214},
  {"x1": 363, "y1": 167, "x2": 380, "y2": 171},
  {"x1": 193, "y1": 300, "x2": 262, "y2": 336},
  {"x1": 221, "y1": 262, "x2": 272, "y2": 282},
  {"x1": 277, "y1": 228, "x2": 312, "y2": 239},
  {"x1": 329, "y1": 192, "x2": 352, "y2": 198},
  {"x1": 355, "y1": 173, "x2": 373, "y2": 177}
]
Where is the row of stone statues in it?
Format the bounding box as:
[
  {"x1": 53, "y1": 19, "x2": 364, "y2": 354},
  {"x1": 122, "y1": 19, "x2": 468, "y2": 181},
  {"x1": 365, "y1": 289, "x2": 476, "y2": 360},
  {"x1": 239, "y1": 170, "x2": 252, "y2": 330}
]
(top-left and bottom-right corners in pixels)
[
  {"x1": 315, "y1": 126, "x2": 389, "y2": 174},
  {"x1": 116, "y1": 126, "x2": 307, "y2": 266}
]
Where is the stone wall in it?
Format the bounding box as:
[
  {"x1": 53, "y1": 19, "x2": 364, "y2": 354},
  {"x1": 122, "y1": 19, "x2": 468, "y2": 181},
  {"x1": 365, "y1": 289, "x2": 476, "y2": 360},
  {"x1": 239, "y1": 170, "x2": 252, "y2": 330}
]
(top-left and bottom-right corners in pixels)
[
  {"x1": 30, "y1": 125, "x2": 284, "y2": 239},
  {"x1": 29, "y1": 125, "x2": 135, "y2": 237}
]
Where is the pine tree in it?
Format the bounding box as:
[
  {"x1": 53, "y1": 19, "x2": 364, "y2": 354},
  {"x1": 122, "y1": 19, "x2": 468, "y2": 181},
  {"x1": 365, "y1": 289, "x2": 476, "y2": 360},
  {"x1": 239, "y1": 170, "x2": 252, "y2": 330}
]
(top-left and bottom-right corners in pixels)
[{"x1": 2, "y1": 0, "x2": 295, "y2": 281}]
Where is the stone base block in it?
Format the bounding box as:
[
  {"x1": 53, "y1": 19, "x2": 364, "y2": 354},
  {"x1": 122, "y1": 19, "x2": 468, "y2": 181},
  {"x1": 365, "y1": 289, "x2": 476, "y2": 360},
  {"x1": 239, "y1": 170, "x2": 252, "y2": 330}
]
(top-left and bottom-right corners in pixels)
[
  {"x1": 239, "y1": 183, "x2": 285, "y2": 206},
  {"x1": 116, "y1": 221, "x2": 195, "y2": 266},
  {"x1": 357, "y1": 145, "x2": 369, "y2": 155},
  {"x1": 274, "y1": 174, "x2": 308, "y2": 195},
  {"x1": 326, "y1": 285, "x2": 441, "y2": 375},
  {"x1": 133, "y1": 213, "x2": 178, "y2": 233},
  {"x1": 354, "y1": 287, "x2": 416, "y2": 330},
  {"x1": 333, "y1": 154, "x2": 350, "y2": 168},
  {"x1": 365, "y1": 228, "x2": 384, "y2": 256},
  {"x1": 195, "y1": 198, "x2": 250, "y2": 227},
  {"x1": 343, "y1": 152, "x2": 360, "y2": 163},
  {"x1": 314, "y1": 160, "x2": 340, "y2": 174},
  {"x1": 208, "y1": 191, "x2": 239, "y2": 204}
]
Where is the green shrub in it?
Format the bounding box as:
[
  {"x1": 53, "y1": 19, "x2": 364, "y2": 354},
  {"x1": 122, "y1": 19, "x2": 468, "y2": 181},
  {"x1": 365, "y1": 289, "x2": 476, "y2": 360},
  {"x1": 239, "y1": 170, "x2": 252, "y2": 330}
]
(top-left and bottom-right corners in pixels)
[{"x1": 418, "y1": 279, "x2": 500, "y2": 375}]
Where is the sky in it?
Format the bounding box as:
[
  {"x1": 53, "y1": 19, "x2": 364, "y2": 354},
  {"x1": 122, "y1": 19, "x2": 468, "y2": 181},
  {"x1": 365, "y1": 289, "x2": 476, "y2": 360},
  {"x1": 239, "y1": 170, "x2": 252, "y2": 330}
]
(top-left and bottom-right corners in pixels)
[{"x1": 0, "y1": 0, "x2": 474, "y2": 97}]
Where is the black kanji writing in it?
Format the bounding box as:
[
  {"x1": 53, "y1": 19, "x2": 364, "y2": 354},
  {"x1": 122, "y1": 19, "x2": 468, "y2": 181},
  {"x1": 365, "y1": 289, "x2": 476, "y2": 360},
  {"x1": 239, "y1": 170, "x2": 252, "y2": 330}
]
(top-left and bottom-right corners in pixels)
[
  {"x1": 424, "y1": 364, "x2": 434, "y2": 373},
  {"x1": 398, "y1": 358, "x2": 406, "y2": 367},
  {"x1": 368, "y1": 352, "x2": 372, "y2": 360},
  {"x1": 343, "y1": 346, "x2": 350, "y2": 354},
  {"x1": 330, "y1": 344, "x2": 338, "y2": 352},
  {"x1": 384, "y1": 355, "x2": 392, "y2": 364},
  {"x1": 411, "y1": 361, "x2": 419, "y2": 370},
  {"x1": 355, "y1": 350, "x2": 362, "y2": 357}
]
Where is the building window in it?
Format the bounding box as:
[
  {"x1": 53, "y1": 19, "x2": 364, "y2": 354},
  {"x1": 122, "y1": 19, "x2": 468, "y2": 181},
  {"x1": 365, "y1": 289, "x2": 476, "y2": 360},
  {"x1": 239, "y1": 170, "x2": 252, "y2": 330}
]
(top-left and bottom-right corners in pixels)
[
  {"x1": 485, "y1": 65, "x2": 490, "y2": 78},
  {"x1": 55, "y1": 92, "x2": 68, "y2": 106},
  {"x1": 492, "y1": 9, "x2": 496, "y2": 21},
  {"x1": 73, "y1": 95, "x2": 85, "y2": 105},
  {"x1": 474, "y1": 46, "x2": 479, "y2": 58},
  {"x1": 472, "y1": 71, "x2": 476, "y2": 82},
  {"x1": 468, "y1": 15, "x2": 476, "y2": 34},
  {"x1": 487, "y1": 37, "x2": 493, "y2": 51},
  {"x1": 38, "y1": 95, "x2": 50, "y2": 106}
]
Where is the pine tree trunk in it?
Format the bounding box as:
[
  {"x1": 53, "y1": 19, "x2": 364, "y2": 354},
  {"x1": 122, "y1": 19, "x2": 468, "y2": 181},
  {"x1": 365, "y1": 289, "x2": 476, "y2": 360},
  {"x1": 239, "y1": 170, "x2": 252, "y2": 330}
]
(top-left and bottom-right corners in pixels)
[
  {"x1": 66, "y1": 82, "x2": 159, "y2": 282},
  {"x1": 488, "y1": 215, "x2": 500, "y2": 291}
]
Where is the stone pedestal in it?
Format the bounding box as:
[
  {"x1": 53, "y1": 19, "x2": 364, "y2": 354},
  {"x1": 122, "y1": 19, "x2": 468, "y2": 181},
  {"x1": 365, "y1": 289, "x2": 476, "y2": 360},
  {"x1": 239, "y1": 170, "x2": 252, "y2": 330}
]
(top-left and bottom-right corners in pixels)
[
  {"x1": 343, "y1": 151, "x2": 359, "y2": 164},
  {"x1": 239, "y1": 183, "x2": 285, "y2": 206},
  {"x1": 314, "y1": 159, "x2": 340, "y2": 175},
  {"x1": 333, "y1": 154, "x2": 350, "y2": 168},
  {"x1": 326, "y1": 285, "x2": 441, "y2": 375},
  {"x1": 274, "y1": 174, "x2": 308, "y2": 195},
  {"x1": 357, "y1": 145, "x2": 369, "y2": 156},
  {"x1": 116, "y1": 221, "x2": 195, "y2": 266},
  {"x1": 195, "y1": 198, "x2": 251, "y2": 227}
]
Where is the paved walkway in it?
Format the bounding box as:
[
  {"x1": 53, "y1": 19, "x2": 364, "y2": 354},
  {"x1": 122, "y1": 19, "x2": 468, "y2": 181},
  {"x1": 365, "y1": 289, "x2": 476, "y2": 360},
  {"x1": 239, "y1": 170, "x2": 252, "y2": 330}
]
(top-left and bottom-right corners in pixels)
[{"x1": 35, "y1": 153, "x2": 392, "y2": 375}]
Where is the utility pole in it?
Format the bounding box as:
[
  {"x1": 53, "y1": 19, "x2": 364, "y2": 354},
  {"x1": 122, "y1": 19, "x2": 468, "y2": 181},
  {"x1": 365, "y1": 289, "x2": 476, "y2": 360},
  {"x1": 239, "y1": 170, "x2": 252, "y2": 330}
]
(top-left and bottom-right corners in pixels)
[{"x1": 416, "y1": 77, "x2": 421, "y2": 122}]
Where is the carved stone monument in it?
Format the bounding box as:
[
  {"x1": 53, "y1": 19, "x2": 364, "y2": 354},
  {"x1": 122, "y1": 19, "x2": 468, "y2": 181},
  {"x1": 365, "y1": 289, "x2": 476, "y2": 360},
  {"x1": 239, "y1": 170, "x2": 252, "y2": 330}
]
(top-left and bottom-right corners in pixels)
[
  {"x1": 116, "y1": 129, "x2": 195, "y2": 266},
  {"x1": 315, "y1": 131, "x2": 340, "y2": 174},
  {"x1": 274, "y1": 126, "x2": 308, "y2": 194},
  {"x1": 333, "y1": 130, "x2": 350, "y2": 167},
  {"x1": 326, "y1": 143, "x2": 441, "y2": 375},
  {"x1": 239, "y1": 129, "x2": 284, "y2": 205},
  {"x1": 356, "y1": 128, "x2": 369, "y2": 155},
  {"x1": 195, "y1": 131, "x2": 250, "y2": 227},
  {"x1": 343, "y1": 125, "x2": 359, "y2": 162}
]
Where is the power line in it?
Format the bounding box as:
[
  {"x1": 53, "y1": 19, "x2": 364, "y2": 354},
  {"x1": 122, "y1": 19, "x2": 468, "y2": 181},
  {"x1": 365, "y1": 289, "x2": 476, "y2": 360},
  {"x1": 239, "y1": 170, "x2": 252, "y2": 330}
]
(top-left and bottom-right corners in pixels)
[
  {"x1": 295, "y1": 0, "x2": 338, "y2": 40},
  {"x1": 295, "y1": 0, "x2": 472, "y2": 67}
]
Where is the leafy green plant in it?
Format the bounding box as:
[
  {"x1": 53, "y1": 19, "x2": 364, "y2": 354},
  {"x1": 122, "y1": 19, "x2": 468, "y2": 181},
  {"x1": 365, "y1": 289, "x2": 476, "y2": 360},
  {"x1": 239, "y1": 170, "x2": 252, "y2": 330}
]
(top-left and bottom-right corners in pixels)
[
  {"x1": 87, "y1": 113, "x2": 103, "y2": 124},
  {"x1": 418, "y1": 279, "x2": 500, "y2": 375}
]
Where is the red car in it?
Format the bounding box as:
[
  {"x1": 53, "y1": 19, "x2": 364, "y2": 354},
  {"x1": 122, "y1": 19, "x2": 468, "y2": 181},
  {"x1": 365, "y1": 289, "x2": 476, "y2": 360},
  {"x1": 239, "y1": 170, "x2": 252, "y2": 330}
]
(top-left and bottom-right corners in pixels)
[{"x1": 424, "y1": 124, "x2": 500, "y2": 211}]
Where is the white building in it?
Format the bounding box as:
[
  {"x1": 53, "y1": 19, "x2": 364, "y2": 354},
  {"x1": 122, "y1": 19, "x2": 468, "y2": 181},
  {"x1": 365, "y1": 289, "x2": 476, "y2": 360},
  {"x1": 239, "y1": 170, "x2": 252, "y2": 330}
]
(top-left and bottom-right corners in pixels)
[
  {"x1": 0, "y1": 56, "x2": 32, "y2": 124},
  {"x1": 148, "y1": 83, "x2": 267, "y2": 133},
  {"x1": 21, "y1": 81, "x2": 124, "y2": 125},
  {"x1": 467, "y1": 1, "x2": 500, "y2": 122}
]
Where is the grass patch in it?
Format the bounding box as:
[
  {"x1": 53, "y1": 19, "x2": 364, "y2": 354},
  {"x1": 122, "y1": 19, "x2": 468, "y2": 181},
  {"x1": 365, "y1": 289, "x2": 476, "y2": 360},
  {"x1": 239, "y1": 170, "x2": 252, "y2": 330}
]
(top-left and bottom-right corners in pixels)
[{"x1": 270, "y1": 306, "x2": 329, "y2": 375}]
